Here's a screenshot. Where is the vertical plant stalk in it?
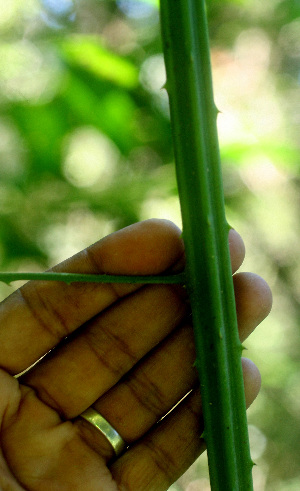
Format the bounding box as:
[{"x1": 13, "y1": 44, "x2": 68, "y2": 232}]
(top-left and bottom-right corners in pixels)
[{"x1": 160, "y1": 1, "x2": 253, "y2": 489}]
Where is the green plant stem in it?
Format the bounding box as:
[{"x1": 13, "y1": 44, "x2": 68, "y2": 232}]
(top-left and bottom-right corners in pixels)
[
  {"x1": 160, "y1": 1, "x2": 253, "y2": 489},
  {"x1": 0, "y1": 272, "x2": 185, "y2": 286}
]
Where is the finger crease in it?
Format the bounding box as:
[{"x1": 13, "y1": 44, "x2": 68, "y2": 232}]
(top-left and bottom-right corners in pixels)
[
  {"x1": 85, "y1": 330, "x2": 138, "y2": 380},
  {"x1": 143, "y1": 437, "x2": 177, "y2": 485},
  {"x1": 20, "y1": 288, "x2": 70, "y2": 342},
  {"x1": 127, "y1": 375, "x2": 166, "y2": 419},
  {"x1": 84, "y1": 249, "x2": 123, "y2": 300}
]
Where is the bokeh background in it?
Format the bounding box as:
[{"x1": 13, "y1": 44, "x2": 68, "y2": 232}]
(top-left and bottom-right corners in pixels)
[{"x1": 0, "y1": 0, "x2": 299, "y2": 489}]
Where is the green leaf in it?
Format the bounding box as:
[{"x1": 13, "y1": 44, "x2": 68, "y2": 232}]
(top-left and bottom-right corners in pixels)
[{"x1": 60, "y1": 36, "x2": 139, "y2": 89}]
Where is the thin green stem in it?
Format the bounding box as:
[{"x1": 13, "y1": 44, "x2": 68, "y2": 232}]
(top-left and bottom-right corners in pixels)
[
  {"x1": 160, "y1": 1, "x2": 253, "y2": 489},
  {"x1": 0, "y1": 272, "x2": 185, "y2": 286}
]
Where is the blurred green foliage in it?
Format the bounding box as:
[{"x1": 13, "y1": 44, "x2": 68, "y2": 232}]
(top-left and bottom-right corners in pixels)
[{"x1": 0, "y1": 0, "x2": 299, "y2": 489}]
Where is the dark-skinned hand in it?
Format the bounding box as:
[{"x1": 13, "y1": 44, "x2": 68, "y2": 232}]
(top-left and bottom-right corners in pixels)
[{"x1": 0, "y1": 219, "x2": 272, "y2": 490}]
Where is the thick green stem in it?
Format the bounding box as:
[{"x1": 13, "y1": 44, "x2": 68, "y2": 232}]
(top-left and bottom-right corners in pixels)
[{"x1": 160, "y1": 1, "x2": 253, "y2": 489}]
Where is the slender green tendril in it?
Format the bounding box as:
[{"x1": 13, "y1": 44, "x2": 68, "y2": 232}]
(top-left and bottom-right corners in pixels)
[{"x1": 0, "y1": 272, "x2": 186, "y2": 286}]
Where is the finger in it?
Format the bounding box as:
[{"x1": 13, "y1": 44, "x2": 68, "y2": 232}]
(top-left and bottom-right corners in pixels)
[
  {"x1": 229, "y1": 229, "x2": 245, "y2": 274},
  {"x1": 74, "y1": 322, "x2": 197, "y2": 461},
  {"x1": 110, "y1": 390, "x2": 204, "y2": 491},
  {"x1": 0, "y1": 222, "x2": 245, "y2": 375},
  {"x1": 242, "y1": 357, "x2": 261, "y2": 408},
  {"x1": 233, "y1": 272, "x2": 273, "y2": 342},
  {"x1": 92, "y1": 323, "x2": 197, "y2": 445},
  {"x1": 109, "y1": 359, "x2": 261, "y2": 490},
  {"x1": 21, "y1": 284, "x2": 188, "y2": 418},
  {"x1": 74, "y1": 296, "x2": 264, "y2": 464},
  {"x1": 0, "y1": 219, "x2": 185, "y2": 374},
  {"x1": 20, "y1": 259, "x2": 265, "y2": 422},
  {"x1": 170, "y1": 228, "x2": 245, "y2": 275}
]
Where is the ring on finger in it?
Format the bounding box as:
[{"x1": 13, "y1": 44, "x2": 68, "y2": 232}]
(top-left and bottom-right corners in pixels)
[{"x1": 79, "y1": 407, "x2": 127, "y2": 457}]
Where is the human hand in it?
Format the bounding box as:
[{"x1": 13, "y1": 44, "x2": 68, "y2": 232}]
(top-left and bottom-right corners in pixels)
[{"x1": 0, "y1": 219, "x2": 272, "y2": 490}]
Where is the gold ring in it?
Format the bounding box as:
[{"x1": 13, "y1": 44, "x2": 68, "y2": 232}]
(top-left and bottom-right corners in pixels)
[{"x1": 79, "y1": 407, "x2": 126, "y2": 457}]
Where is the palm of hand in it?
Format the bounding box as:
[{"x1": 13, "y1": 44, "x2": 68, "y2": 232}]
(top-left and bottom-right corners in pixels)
[{"x1": 0, "y1": 220, "x2": 272, "y2": 491}]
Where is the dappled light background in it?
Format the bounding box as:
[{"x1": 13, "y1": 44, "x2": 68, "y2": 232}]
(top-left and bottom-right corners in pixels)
[{"x1": 0, "y1": 0, "x2": 300, "y2": 489}]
